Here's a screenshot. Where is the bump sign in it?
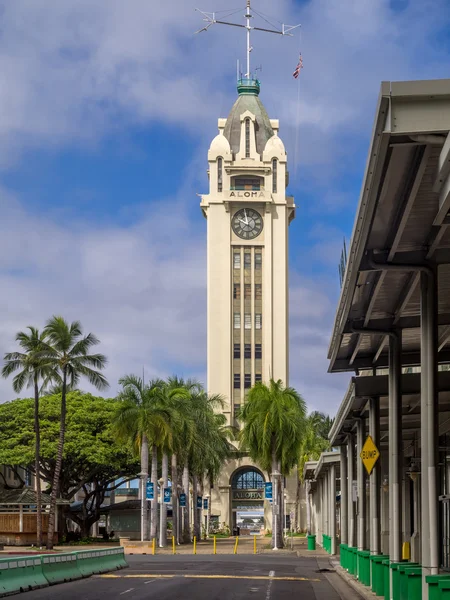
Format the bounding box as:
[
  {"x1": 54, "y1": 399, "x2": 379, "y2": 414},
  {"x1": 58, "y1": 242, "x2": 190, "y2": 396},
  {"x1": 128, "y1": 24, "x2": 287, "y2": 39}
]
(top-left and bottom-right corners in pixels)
[{"x1": 360, "y1": 435, "x2": 380, "y2": 475}]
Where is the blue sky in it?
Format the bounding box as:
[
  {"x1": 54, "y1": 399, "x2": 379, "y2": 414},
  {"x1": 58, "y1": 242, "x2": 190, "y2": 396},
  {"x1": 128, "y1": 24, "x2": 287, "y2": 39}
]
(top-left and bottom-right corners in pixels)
[{"x1": 1, "y1": 0, "x2": 450, "y2": 414}]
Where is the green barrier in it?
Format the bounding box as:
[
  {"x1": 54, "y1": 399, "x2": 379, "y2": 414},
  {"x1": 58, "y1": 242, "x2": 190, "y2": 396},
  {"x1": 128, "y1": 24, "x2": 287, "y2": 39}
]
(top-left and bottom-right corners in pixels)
[
  {"x1": 41, "y1": 552, "x2": 83, "y2": 584},
  {"x1": 74, "y1": 547, "x2": 128, "y2": 578},
  {"x1": 398, "y1": 563, "x2": 420, "y2": 600},
  {"x1": 370, "y1": 555, "x2": 389, "y2": 596},
  {"x1": 0, "y1": 556, "x2": 48, "y2": 596},
  {"x1": 427, "y1": 575, "x2": 450, "y2": 600}
]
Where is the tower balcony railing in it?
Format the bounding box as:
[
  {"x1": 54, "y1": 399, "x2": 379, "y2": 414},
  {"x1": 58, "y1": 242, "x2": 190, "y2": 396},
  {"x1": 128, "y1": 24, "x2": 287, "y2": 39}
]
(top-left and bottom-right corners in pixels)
[{"x1": 237, "y1": 78, "x2": 261, "y2": 95}]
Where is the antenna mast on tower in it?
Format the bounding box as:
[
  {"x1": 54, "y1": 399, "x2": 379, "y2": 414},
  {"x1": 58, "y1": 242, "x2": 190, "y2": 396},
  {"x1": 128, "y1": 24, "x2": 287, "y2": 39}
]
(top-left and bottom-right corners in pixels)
[{"x1": 195, "y1": 1, "x2": 300, "y2": 79}]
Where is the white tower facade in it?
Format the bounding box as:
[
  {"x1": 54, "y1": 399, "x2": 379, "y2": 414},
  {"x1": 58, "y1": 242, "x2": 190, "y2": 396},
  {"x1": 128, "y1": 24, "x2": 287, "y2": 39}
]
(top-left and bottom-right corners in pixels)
[{"x1": 200, "y1": 78, "x2": 297, "y2": 531}]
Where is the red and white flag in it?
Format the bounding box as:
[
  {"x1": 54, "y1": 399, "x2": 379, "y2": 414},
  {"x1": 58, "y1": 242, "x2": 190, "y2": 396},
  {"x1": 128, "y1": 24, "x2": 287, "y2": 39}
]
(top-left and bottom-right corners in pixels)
[{"x1": 293, "y1": 54, "x2": 303, "y2": 79}]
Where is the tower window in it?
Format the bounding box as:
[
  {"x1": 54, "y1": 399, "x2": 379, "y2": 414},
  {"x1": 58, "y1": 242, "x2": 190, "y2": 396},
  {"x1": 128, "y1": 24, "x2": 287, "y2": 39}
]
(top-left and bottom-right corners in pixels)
[
  {"x1": 255, "y1": 284, "x2": 262, "y2": 300},
  {"x1": 244, "y1": 284, "x2": 251, "y2": 299},
  {"x1": 245, "y1": 118, "x2": 251, "y2": 158},
  {"x1": 234, "y1": 313, "x2": 241, "y2": 329},
  {"x1": 218, "y1": 157, "x2": 223, "y2": 192},
  {"x1": 234, "y1": 344, "x2": 241, "y2": 359},
  {"x1": 234, "y1": 404, "x2": 241, "y2": 418},
  {"x1": 255, "y1": 374, "x2": 262, "y2": 383},
  {"x1": 255, "y1": 252, "x2": 262, "y2": 270},
  {"x1": 272, "y1": 159, "x2": 278, "y2": 193},
  {"x1": 255, "y1": 344, "x2": 262, "y2": 359},
  {"x1": 234, "y1": 374, "x2": 241, "y2": 389},
  {"x1": 244, "y1": 344, "x2": 251, "y2": 359},
  {"x1": 234, "y1": 252, "x2": 241, "y2": 269},
  {"x1": 232, "y1": 177, "x2": 262, "y2": 191},
  {"x1": 255, "y1": 314, "x2": 262, "y2": 329},
  {"x1": 244, "y1": 314, "x2": 252, "y2": 329},
  {"x1": 233, "y1": 284, "x2": 241, "y2": 300},
  {"x1": 244, "y1": 253, "x2": 251, "y2": 269},
  {"x1": 244, "y1": 374, "x2": 251, "y2": 389}
]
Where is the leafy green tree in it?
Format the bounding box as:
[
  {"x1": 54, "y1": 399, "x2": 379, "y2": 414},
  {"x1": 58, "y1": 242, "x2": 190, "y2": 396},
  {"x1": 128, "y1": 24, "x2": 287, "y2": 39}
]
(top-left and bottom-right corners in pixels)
[
  {"x1": 0, "y1": 392, "x2": 139, "y2": 537},
  {"x1": 40, "y1": 317, "x2": 108, "y2": 549},
  {"x1": 2, "y1": 327, "x2": 52, "y2": 547},
  {"x1": 239, "y1": 379, "x2": 307, "y2": 549}
]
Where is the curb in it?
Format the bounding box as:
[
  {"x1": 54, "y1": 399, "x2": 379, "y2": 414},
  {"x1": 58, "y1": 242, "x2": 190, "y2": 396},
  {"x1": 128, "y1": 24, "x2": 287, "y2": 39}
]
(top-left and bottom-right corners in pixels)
[{"x1": 330, "y1": 559, "x2": 378, "y2": 600}]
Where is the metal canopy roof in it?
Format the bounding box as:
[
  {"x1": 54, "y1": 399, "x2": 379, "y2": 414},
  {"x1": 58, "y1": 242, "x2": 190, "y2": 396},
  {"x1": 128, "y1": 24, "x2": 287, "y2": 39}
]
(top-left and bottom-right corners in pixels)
[
  {"x1": 328, "y1": 79, "x2": 450, "y2": 374},
  {"x1": 329, "y1": 371, "x2": 450, "y2": 447}
]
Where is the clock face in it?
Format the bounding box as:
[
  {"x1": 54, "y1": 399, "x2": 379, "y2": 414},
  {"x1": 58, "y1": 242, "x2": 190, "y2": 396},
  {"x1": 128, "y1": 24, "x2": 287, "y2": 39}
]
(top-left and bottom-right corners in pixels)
[{"x1": 232, "y1": 208, "x2": 263, "y2": 240}]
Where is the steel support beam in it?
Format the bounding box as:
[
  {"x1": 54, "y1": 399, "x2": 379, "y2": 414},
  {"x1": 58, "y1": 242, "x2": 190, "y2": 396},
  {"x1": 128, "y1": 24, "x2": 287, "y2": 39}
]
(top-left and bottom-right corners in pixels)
[
  {"x1": 389, "y1": 333, "x2": 402, "y2": 564},
  {"x1": 330, "y1": 464, "x2": 337, "y2": 555},
  {"x1": 340, "y1": 445, "x2": 348, "y2": 547},
  {"x1": 369, "y1": 397, "x2": 381, "y2": 555},
  {"x1": 420, "y1": 269, "x2": 439, "y2": 597},
  {"x1": 347, "y1": 434, "x2": 355, "y2": 548},
  {"x1": 357, "y1": 418, "x2": 367, "y2": 551}
]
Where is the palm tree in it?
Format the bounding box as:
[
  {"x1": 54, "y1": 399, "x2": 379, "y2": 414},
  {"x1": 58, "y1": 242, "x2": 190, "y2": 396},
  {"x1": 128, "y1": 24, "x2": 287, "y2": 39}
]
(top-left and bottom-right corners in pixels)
[
  {"x1": 2, "y1": 327, "x2": 52, "y2": 547},
  {"x1": 297, "y1": 412, "x2": 333, "y2": 534},
  {"x1": 113, "y1": 375, "x2": 167, "y2": 542},
  {"x1": 165, "y1": 377, "x2": 200, "y2": 545},
  {"x1": 240, "y1": 379, "x2": 307, "y2": 549},
  {"x1": 40, "y1": 316, "x2": 108, "y2": 549}
]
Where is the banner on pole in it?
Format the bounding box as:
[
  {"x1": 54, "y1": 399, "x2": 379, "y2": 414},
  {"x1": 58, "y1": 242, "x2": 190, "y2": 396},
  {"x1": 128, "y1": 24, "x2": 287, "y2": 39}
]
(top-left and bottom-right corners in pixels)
[
  {"x1": 179, "y1": 493, "x2": 186, "y2": 507},
  {"x1": 164, "y1": 488, "x2": 172, "y2": 503},
  {"x1": 146, "y1": 482, "x2": 154, "y2": 500},
  {"x1": 264, "y1": 482, "x2": 273, "y2": 500},
  {"x1": 203, "y1": 498, "x2": 208, "y2": 510},
  {"x1": 197, "y1": 496, "x2": 202, "y2": 509}
]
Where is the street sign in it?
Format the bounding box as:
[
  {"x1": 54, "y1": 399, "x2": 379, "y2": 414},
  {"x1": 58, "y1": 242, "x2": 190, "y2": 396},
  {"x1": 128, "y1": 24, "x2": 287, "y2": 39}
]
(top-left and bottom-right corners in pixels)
[
  {"x1": 360, "y1": 435, "x2": 380, "y2": 475},
  {"x1": 164, "y1": 488, "x2": 172, "y2": 503},
  {"x1": 146, "y1": 482, "x2": 154, "y2": 500},
  {"x1": 179, "y1": 493, "x2": 186, "y2": 507},
  {"x1": 197, "y1": 496, "x2": 202, "y2": 509},
  {"x1": 203, "y1": 498, "x2": 208, "y2": 510},
  {"x1": 264, "y1": 482, "x2": 273, "y2": 500}
]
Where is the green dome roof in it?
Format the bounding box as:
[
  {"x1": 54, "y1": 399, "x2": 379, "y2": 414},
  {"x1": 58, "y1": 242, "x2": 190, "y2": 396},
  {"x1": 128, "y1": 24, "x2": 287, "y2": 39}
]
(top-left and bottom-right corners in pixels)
[{"x1": 223, "y1": 79, "x2": 274, "y2": 157}]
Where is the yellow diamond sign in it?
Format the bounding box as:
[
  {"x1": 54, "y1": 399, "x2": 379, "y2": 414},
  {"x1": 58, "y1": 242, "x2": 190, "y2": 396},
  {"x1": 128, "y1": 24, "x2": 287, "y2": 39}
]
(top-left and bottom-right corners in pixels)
[{"x1": 360, "y1": 436, "x2": 380, "y2": 475}]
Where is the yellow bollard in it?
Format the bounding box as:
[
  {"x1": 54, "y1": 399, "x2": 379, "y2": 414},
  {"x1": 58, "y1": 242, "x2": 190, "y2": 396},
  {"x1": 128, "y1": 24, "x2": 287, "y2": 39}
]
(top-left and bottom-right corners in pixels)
[
  {"x1": 254, "y1": 535, "x2": 257, "y2": 554},
  {"x1": 152, "y1": 538, "x2": 156, "y2": 556},
  {"x1": 402, "y1": 541, "x2": 410, "y2": 560},
  {"x1": 193, "y1": 536, "x2": 197, "y2": 555},
  {"x1": 234, "y1": 537, "x2": 239, "y2": 555},
  {"x1": 214, "y1": 536, "x2": 217, "y2": 555},
  {"x1": 173, "y1": 535, "x2": 176, "y2": 555}
]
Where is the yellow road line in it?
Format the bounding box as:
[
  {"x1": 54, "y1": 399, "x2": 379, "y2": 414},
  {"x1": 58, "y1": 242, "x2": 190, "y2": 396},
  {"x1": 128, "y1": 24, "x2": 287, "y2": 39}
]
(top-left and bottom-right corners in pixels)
[{"x1": 96, "y1": 574, "x2": 319, "y2": 582}]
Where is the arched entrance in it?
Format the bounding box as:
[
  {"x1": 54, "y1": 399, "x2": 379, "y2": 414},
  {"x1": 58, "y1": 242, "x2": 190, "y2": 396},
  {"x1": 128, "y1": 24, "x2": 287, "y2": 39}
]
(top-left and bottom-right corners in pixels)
[{"x1": 230, "y1": 467, "x2": 265, "y2": 536}]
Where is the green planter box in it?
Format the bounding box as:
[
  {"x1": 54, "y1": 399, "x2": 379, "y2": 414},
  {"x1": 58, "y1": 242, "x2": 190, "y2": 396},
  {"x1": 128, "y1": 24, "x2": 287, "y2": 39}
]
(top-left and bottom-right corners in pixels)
[
  {"x1": 383, "y1": 560, "x2": 390, "y2": 600},
  {"x1": 427, "y1": 575, "x2": 450, "y2": 600},
  {"x1": 370, "y1": 555, "x2": 389, "y2": 596},
  {"x1": 348, "y1": 547, "x2": 357, "y2": 576},
  {"x1": 307, "y1": 535, "x2": 316, "y2": 551},
  {"x1": 439, "y1": 579, "x2": 450, "y2": 600}
]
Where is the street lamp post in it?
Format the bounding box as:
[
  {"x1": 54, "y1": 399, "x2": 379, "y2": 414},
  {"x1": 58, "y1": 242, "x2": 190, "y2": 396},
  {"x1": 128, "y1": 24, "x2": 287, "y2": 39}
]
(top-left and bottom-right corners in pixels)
[
  {"x1": 158, "y1": 477, "x2": 164, "y2": 548},
  {"x1": 139, "y1": 471, "x2": 147, "y2": 543}
]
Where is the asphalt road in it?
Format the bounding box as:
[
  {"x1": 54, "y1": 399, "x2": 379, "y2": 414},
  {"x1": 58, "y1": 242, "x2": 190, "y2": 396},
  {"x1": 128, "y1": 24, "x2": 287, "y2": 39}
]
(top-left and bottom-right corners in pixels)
[{"x1": 18, "y1": 554, "x2": 360, "y2": 600}]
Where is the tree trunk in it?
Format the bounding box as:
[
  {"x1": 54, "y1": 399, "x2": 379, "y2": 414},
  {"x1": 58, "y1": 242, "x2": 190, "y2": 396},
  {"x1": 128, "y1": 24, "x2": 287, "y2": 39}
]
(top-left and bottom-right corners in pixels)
[
  {"x1": 159, "y1": 452, "x2": 169, "y2": 547},
  {"x1": 271, "y1": 445, "x2": 283, "y2": 550},
  {"x1": 46, "y1": 368, "x2": 67, "y2": 550},
  {"x1": 192, "y1": 474, "x2": 200, "y2": 540},
  {"x1": 34, "y1": 379, "x2": 43, "y2": 548},
  {"x1": 182, "y1": 463, "x2": 190, "y2": 543},
  {"x1": 150, "y1": 445, "x2": 158, "y2": 540},
  {"x1": 171, "y1": 455, "x2": 178, "y2": 545},
  {"x1": 141, "y1": 434, "x2": 149, "y2": 541}
]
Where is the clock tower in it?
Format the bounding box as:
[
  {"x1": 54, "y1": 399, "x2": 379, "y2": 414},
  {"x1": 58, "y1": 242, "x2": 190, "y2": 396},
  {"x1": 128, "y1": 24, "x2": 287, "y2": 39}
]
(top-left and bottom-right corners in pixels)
[{"x1": 200, "y1": 77, "x2": 296, "y2": 530}]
